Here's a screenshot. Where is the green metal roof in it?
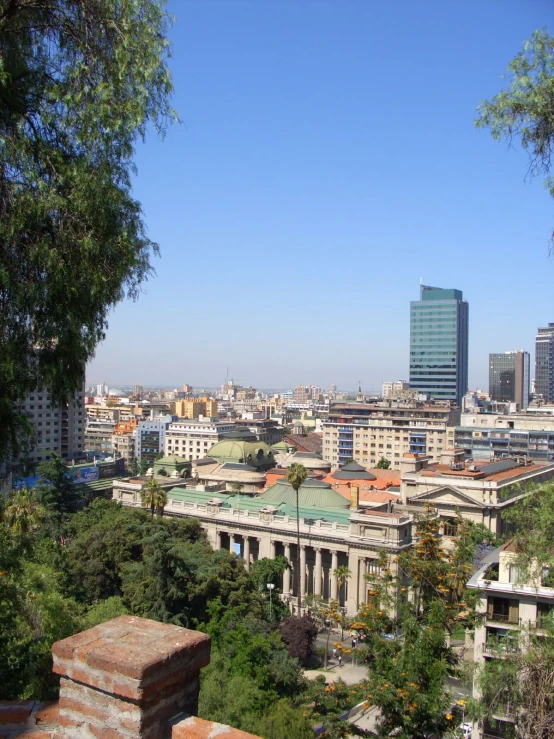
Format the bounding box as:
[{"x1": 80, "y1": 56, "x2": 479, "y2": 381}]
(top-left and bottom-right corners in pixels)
[
  {"x1": 166, "y1": 486, "x2": 351, "y2": 524},
  {"x1": 207, "y1": 439, "x2": 274, "y2": 468},
  {"x1": 259, "y1": 479, "x2": 349, "y2": 509}
]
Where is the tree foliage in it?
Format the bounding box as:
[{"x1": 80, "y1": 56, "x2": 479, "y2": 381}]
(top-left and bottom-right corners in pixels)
[
  {"x1": 476, "y1": 29, "x2": 554, "y2": 243},
  {"x1": 0, "y1": 0, "x2": 176, "y2": 464},
  {"x1": 347, "y1": 508, "x2": 493, "y2": 738},
  {"x1": 279, "y1": 614, "x2": 318, "y2": 664}
]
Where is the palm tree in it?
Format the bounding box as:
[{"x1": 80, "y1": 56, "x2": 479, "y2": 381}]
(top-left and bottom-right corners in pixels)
[
  {"x1": 140, "y1": 478, "x2": 168, "y2": 518},
  {"x1": 231, "y1": 482, "x2": 243, "y2": 516},
  {"x1": 3, "y1": 489, "x2": 46, "y2": 535},
  {"x1": 334, "y1": 565, "x2": 351, "y2": 607},
  {"x1": 286, "y1": 462, "x2": 308, "y2": 614},
  {"x1": 333, "y1": 565, "x2": 352, "y2": 638}
]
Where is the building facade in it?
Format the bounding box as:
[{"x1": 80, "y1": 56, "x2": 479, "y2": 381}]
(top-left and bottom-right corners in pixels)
[
  {"x1": 489, "y1": 351, "x2": 530, "y2": 408},
  {"x1": 18, "y1": 383, "x2": 86, "y2": 467},
  {"x1": 135, "y1": 416, "x2": 172, "y2": 467},
  {"x1": 399, "y1": 451, "x2": 554, "y2": 537},
  {"x1": 409, "y1": 285, "x2": 469, "y2": 405},
  {"x1": 468, "y1": 542, "x2": 554, "y2": 739},
  {"x1": 165, "y1": 419, "x2": 242, "y2": 461},
  {"x1": 535, "y1": 323, "x2": 554, "y2": 402},
  {"x1": 114, "y1": 476, "x2": 415, "y2": 616},
  {"x1": 455, "y1": 409, "x2": 554, "y2": 462},
  {"x1": 323, "y1": 401, "x2": 460, "y2": 468}
]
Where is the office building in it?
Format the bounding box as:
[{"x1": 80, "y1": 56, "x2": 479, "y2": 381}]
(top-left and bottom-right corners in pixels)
[
  {"x1": 489, "y1": 351, "x2": 530, "y2": 408},
  {"x1": 535, "y1": 323, "x2": 554, "y2": 402},
  {"x1": 409, "y1": 285, "x2": 469, "y2": 405},
  {"x1": 135, "y1": 415, "x2": 172, "y2": 467},
  {"x1": 322, "y1": 400, "x2": 460, "y2": 468}
]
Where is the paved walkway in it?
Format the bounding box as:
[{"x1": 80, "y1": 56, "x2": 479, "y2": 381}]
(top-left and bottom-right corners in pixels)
[{"x1": 304, "y1": 659, "x2": 368, "y2": 685}]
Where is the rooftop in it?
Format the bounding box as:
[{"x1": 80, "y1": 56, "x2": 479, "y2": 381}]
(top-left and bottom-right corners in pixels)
[{"x1": 418, "y1": 458, "x2": 549, "y2": 482}]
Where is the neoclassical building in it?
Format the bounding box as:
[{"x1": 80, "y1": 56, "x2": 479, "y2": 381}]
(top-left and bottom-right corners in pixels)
[{"x1": 113, "y1": 474, "x2": 414, "y2": 615}]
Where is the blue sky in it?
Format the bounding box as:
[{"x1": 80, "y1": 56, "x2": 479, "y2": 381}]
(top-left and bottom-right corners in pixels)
[{"x1": 87, "y1": 0, "x2": 554, "y2": 392}]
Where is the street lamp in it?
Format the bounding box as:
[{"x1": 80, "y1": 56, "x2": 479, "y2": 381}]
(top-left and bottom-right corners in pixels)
[{"x1": 267, "y1": 583, "x2": 275, "y2": 621}]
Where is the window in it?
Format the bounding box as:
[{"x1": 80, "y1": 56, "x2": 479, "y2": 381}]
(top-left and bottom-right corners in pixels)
[
  {"x1": 488, "y1": 596, "x2": 519, "y2": 624},
  {"x1": 508, "y1": 565, "x2": 519, "y2": 584},
  {"x1": 442, "y1": 519, "x2": 458, "y2": 537}
]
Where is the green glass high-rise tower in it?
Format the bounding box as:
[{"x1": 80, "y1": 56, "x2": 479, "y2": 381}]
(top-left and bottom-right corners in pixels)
[{"x1": 409, "y1": 285, "x2": 469, "y2": 405}]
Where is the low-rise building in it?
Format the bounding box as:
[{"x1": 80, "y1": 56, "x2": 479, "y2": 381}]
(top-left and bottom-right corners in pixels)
[
  {"x1": 323, "y1": 400, "x2": 460, "y2": 469},
  {"x1": 114, "y1": 472, "x2": 415, "y2": 616},
  {"x1": 468, "y1": 541, "x2": 554, "y2": 739},
  {"x1": 399, "y1": 451, "x2": 554, "y2": 536},
  {"x1": 455, "y1": 409, "x2": 554, "y2": 462}
]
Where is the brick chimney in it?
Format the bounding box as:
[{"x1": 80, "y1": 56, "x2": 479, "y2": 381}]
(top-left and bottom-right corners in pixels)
[{"x1": 52, "y1": 615, "x2": 211, "y2": 739}]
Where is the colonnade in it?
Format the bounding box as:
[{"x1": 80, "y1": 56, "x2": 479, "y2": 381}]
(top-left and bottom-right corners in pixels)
[{"x1": 213, "y1": 528, "x2": 380, "y2": 613}]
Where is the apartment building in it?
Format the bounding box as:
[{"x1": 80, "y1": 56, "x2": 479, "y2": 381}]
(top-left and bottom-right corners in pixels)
[
  {"x1": 232, "y1": 419, "x2": 284, "y2": 445},
  {"x1": 455, "y1": 409, "x2": 554, "y2": 462},
  {"x1": 84, "y1": 420, "x2": 117, "y2": 455},
  {"x1": 111, "y1": 419, "x2": 139, "y2": 465},
  {"x1": 165, "y1": 418, "x2": 242, "y2": 461},
  {"x1": 323, "y1": 401, "x2": 460, "y2": 469},
  {"x1": 468, "y1": 541, "x2": 554, "y2": 739},
  {"x1": 173, "y1": 397, "x2": 218, "y2": 419},
  {"x1": 18, "y1": 383, "x2": 86, "y2": 467}
]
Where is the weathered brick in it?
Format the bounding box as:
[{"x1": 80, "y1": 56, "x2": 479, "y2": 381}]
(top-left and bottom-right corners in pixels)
[
  {"x1": 34, "y1": 702, "x2": 59, "y2": 728},
  {"x1": 172, "y1": 716, "x2": 261, "y2": 739},
  {"x1": 0, "y1": 701, "x2": 35, "y2": 724},
  {"x1": 59, "y1": 697, "x2": 109, "y2": 724}
]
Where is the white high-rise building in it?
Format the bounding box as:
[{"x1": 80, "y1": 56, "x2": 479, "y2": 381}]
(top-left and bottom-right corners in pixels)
[{"x1": 19, "y1": 382, "x2": 86, "y2": 466}]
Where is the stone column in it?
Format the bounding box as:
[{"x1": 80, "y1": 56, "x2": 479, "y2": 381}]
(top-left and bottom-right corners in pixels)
[
  {"x1": 314, "y1": 548, "x2": 322, "y2": 596},
  {"x1": 347, "y1": 551, "x2": 359, "y2": 615},
  {"x1": 300, "y1": 545, "x2": 307, "y2": 600},
  {"x1": 229, "y1": 533, "x2": 235, "y2": 553},
  {"x1": 331, "y1": 550, "x2": 338, "y2": 601},
  {"x1": 283, "y1": 543, "x2": 291, "y2": 595},
  {"x1": 216, "y1": 531, "x2": 222, "y2": 550},
  {"x1": 243, "y1": 537, "x2": 250, "y2": 570},
  {"x1": 358, "y1": 557, "x2": 367, "y2": 607},
  {"x1": 270, "y1": 540, "x2": 277, "y2": 559}
]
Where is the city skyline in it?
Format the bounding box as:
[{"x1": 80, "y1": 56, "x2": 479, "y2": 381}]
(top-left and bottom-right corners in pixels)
[{"x1": 87, "y1": 0, "x2": 553, "y2": 389}]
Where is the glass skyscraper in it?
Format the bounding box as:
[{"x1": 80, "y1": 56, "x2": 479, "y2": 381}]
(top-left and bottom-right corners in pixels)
[
  {"x1": 409, "y1": 285, "x2": 469, "y2": 405},
  {"x1": 535, "y1": 324, "x2": 554, "y2": 402},
  {"x1": 489, "y1": 351, "x2": 530, "y2": 408}
]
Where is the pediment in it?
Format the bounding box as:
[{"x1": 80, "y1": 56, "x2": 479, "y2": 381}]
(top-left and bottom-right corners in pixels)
[{"x1": 406, "y1": 485, "x2": 484, "y2": 508}]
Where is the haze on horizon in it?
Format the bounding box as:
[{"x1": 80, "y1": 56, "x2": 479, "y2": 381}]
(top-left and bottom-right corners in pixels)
[{"x1": 87, "y1": 0, "x2": 554, "y2": 392}]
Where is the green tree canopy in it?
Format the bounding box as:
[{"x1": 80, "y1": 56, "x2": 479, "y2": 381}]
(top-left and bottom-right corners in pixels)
[
  {"x1": 0, "y1": 0, "x2": 176, "y2": 464},
  {"x1": 476, "y1": 29, "x2": 554, "y2": 243}
]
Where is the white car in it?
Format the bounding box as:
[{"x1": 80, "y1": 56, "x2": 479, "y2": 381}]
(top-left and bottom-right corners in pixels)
[{"x1": 459, "y1": 723, "x2": 472, "y2": 738}]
